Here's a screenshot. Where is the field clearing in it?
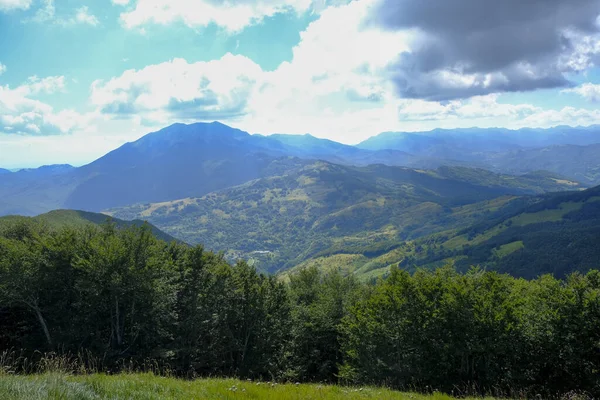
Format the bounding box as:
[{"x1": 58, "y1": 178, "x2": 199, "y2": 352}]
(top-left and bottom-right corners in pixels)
[{"x1": 0, "y1": 373, "x2": 496, "y2": 400}]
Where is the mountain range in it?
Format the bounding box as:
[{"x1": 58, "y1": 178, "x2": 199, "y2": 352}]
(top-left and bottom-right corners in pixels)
[
  {"x1": 2, "y1": 122, "x2": 600, "y2": 217},
  {"x1": 2, "y1": 121, "x2": 600, "y2": 278}
]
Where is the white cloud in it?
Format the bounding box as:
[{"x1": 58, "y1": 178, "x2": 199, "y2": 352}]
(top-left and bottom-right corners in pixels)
[
  {"x1": 112, "y1": 0, "x2": 129, "y2": 5},
  {"x1": 0, "y1": 0, "x2": 31, "y2": 12},
  {"x1": 119, "y1": 0, "x2": 316, "y2": 32},
  {"x1": 8, "y1": 0, "x2": 600, "y2": 162},
  {"x1": 562, "y1": 83, "x2": 600, "y2": 102},
  {"x1": 519, "y1": 106, "x2": 600, "y2": 128},
  {"x1": 88, "y1": 0, "x2": 600, "y2": 145},
  {"x1": 0, "y1": 63, "x2": 6, "y2": 75},
  {"x1": 0, "y1": 76, "x2": 88, "y2": 136},
  {"x1": 91, "y1": 54, "x2": 263, "y2": 124}
]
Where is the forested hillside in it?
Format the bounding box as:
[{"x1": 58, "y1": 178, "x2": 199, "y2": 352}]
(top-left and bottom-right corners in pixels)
[
  {"x1": 290, "y1": 185, "x2": 600, "y2": 281},
  {"x1": 109, "y1": 161, "x2": 581, "y2": 272},
  {"x1": 0, "y1": 209, "x2": 178, "y2": 243},
  {"x1": 1, "y1": 220, "x2": 599, "y2": 398}
]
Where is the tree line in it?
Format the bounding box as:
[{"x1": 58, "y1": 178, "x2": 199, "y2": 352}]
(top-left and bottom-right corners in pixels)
[{"x1": 1, "y1": 220, "x2": 599, "y2": 398}]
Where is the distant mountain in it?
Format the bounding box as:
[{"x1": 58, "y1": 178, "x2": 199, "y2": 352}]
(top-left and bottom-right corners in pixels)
[
  {"x1": 108, "y1": 160, "x2": 582, "y2": 273},
  {"x1": 485, "y1": 144, "x2": 600, "y2": 186},
  {"x1": 1, "y1": 122, "x2": 598, "y2": 216},
  {"x1": 0, "y1": 169, "x2": 10, "y2": 175},
  {"x1": 0, "y1": 209, "x2": 178, "y2": 243},
  {"x1": 14, "y1": 164, "x2": 75, "y2": 176},
  {"x1": 0, "y1": 164, "x2": 82, "y2": 216},
  {"x1": 358, "y1": 126, "x2": 600, "y2": 153},
  {"x1": 63, "y1": 122, "x2": 313, "y2": 211},
  {"x1": 0, "y1": 123, "x2": 317, "y2": 215},
  {"x1": 358, "y1": 126, "x2": 600, "y2": 185}
]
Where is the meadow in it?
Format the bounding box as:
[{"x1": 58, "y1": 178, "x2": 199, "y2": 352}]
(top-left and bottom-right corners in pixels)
[{"x1": 0, "y1": 373, "x2": 494, "y2": 400}]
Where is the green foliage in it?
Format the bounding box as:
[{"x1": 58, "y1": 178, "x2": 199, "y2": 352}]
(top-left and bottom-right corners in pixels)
[
  {"x1": 340, "y1": 266, "x2": 600, "y2": 397},
  {"x1": 0, "y1": 220, "x2": 289, "y2": 380},
  {"x1": 2, "y1": 219, "x2": 600, "y2": 397},
  {"x1": 283, "y1": 267, "x2": 364, "y2": 382}
]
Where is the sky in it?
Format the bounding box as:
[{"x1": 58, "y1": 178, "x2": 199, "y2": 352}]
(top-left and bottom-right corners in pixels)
[{"x1": 1, "y1": 0, "x2": 600, "y2": 168}]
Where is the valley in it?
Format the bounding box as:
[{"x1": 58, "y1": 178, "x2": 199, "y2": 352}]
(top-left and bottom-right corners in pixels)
[{"x1": 107, "y1": 159, "x2": 584, "y2": 274}]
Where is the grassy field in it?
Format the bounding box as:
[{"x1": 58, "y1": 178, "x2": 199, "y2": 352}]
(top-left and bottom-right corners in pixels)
[{"x1": 0, "y1": 373, "x2": 497, "y2": 400}]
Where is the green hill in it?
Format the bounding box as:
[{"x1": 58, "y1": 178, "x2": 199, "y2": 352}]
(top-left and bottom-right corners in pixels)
[
  {"x1": 303, "y1": 185, "x2": 600, "y2": 281},
  {"x1": 108, "y1": 161, "x2": 581, "y2": 273},
  {"x1": 0, "y1": 210, "x2": 179, "y2": 243}
]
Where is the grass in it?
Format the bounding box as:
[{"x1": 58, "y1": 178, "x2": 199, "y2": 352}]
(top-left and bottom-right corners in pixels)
[
  {"x1": 493, "y1": 241, "x2": 525, "y2": 258},
  {"x1": 0, "y1": 373, "x2": 496, "y2": 400},
  {"x1": 508, "y1": 201, "x2": 583, "y2": 227}
]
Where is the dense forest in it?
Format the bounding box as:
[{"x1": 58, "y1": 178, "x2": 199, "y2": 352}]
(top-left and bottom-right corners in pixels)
[{"x1": 1, "y1": 219, "x2": 599, "y2": 398}]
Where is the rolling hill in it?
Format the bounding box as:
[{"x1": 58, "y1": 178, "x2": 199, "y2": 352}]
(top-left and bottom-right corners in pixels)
[
  {"x1": 286, "y1": 185, "x2": 600, "y2": 281},
  {"x1": 0, "y1": 209, "x2": 179, "y2": 243},
  {"x1": 108, "y1": 161, "x2": 582, "y2": 273}
]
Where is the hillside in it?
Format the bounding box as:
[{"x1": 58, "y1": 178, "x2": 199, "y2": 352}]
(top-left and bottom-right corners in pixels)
[
  {"x1": 0, "y1": 209, "x2": 178, "y2": 243},
  {"x1": 433, "y1": 184, "x2": 600, "y2": 278},
  {"x1": 295, "y1": 185, "x2": 600, "y2": 281},
  {"x1": 108, "y1": 161, "x2": 581, "y2": 272}
]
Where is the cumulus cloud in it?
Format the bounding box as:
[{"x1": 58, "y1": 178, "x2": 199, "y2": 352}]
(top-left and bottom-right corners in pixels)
[
  {"x1": 0, "y1": 76, "x2": 88, "y2": 135},
  {"x1": 91, "y1": 54, "x2": 263, "y2": 124},
  {"x1": 368, "y1": 0, "x2": 600, "y2": 99},
  {"x1": 112, "y1": 0, "x2": 129, "y2": 5},
  {"x1": 119, "y1": 0, "x2": 318, "y2": 32},
  {"x1": 248, "y1": 1, "x2": 406, "y2": 113},
  {"x1": 0, "y1": 63, "x2": 6, "y2": 75},
  {"x1": 0, "y1": 0, "x2": 31, "y2": 11},
  {"x1": 562, "y1": 83, "x2": 600, "y2": 102}
]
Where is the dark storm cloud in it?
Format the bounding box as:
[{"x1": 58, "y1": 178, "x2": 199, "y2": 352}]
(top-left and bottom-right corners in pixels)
[{"x1": 369, "y1": 0, "x2": 600, "y2": 99}]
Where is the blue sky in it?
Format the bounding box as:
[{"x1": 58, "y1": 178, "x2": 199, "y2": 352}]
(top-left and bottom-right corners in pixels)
[{"x1": 1, "y1": 0, "x2": 600, "y2": 168}]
